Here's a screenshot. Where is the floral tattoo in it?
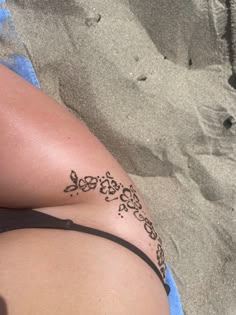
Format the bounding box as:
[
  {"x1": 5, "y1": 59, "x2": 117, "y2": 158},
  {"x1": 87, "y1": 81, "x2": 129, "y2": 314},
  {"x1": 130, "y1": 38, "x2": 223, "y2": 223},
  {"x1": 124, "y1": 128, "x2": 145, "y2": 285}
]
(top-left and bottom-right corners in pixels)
[{"x1": 64, "y1": 170, "x2": 166, "y2": 279}]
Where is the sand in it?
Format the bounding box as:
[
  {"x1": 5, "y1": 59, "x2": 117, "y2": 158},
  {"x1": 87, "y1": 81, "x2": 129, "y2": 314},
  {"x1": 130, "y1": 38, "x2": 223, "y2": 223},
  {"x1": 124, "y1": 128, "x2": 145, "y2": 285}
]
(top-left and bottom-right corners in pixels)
[{"x1": 6, "y1": 0, "x2": 236, "y2": 314}]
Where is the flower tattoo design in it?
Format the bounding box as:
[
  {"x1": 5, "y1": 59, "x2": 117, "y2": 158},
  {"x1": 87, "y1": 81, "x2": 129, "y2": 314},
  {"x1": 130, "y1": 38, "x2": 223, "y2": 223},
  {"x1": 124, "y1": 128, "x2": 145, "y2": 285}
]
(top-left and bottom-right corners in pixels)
[
  {"x1": 79, "y1": 176, "x2": 98, "y2": 192},
  {"x1": 64, "y1": 170, "x2": 166, "y2": 276},
  {"x1": 156, "y1": 243, "x2": 166, "y2": 279},
  {"x1": 64, "y1": 170, "x2": 160, "y2": 241},
  {"x1": 120, "y1": 186, "x2": 142, "y2": 210}
]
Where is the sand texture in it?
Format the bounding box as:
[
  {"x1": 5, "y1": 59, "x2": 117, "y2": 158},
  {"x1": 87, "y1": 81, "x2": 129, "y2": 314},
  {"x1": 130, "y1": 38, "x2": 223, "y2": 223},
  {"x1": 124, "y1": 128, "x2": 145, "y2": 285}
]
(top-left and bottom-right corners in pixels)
[{"x1": 6, "y1": 0, "x2": 236, "y2": 314}]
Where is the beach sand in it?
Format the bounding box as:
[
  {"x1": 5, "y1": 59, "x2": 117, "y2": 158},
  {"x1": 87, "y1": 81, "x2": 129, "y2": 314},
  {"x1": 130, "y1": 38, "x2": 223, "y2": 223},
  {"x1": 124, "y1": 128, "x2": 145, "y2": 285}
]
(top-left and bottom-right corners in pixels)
[{"x1": 6, "y1": 0, "x2": 236, "y2": 314}]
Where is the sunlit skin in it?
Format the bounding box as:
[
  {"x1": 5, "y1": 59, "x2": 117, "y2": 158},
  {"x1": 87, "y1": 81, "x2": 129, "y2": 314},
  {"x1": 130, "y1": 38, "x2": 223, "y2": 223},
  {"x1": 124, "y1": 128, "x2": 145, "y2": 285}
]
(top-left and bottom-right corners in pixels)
[{"x1": 0, "y1": 65, "x2": 170, "y2": 315}]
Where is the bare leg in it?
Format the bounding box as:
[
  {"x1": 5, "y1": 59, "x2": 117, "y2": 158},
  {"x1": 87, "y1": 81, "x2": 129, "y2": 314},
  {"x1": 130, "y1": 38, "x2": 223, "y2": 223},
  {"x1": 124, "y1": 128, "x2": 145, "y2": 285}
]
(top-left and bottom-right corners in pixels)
[
  {"x1": 0, "y1": 65, "x2": 170, "y2": 315},
  {"x1": 0, "y1": 65, "x2": 142, "y2": 209}
]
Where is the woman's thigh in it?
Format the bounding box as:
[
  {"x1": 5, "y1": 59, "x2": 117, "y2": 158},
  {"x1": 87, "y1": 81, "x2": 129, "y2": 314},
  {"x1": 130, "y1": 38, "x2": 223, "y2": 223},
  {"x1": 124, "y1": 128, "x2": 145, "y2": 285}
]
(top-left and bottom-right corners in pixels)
[
  {"x1": 0, "y1": 65, "x2": 169, "y2": 314},
  {"x1": 0, "y1": 65, "x2": 145, "y2": 210},
  {"x1": 0, "y1": 227, "x2": 170, "y2": 315}
]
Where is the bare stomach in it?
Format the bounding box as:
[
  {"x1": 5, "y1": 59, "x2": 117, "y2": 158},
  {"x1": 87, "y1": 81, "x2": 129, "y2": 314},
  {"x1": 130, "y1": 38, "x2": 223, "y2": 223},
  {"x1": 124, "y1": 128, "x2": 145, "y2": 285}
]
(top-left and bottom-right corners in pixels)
[{"x1": 0, "y1": 205, "x2": 170, "y2": 315}]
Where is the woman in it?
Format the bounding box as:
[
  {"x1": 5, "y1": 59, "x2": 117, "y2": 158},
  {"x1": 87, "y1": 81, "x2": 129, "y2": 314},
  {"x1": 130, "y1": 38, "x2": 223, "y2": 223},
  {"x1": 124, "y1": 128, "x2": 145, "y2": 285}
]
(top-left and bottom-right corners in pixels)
[{"x1": 0, "y1": 65, "x2": 170, "y2": 315}]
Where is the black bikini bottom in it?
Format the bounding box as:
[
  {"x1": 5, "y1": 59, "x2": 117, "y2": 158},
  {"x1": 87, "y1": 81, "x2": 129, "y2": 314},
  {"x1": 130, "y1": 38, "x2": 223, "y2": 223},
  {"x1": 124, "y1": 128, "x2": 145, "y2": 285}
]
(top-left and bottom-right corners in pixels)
[{"x1": 0, "y1": 208, "x2": 170, "y2": 295}]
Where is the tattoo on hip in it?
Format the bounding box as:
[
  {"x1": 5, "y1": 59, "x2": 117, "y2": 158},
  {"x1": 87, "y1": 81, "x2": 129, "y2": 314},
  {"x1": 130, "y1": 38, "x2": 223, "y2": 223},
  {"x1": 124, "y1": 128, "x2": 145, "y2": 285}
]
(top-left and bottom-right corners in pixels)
[{"x1": 64, "y1": 170, "x2": 166, "y2": 279}]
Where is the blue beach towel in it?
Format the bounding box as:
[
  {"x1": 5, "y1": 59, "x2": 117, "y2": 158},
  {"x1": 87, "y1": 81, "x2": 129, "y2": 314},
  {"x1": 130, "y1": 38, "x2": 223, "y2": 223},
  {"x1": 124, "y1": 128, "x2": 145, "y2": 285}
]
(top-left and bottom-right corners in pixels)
[{"x1": 0, "y1": 1, "x2": 184, "y2": 314}]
